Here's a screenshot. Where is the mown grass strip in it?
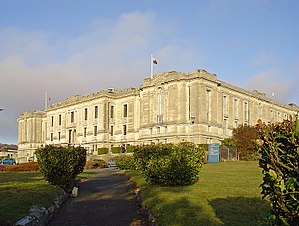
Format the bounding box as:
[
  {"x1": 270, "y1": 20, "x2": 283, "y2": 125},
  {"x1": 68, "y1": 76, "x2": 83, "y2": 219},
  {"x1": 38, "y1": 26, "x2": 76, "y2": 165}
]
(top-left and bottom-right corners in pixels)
[
  {"x1": 0, "y1": 170, "x2": 96, "y2": 225},
  {"x1": 126, "y1": 161, "x2": 270, "y2": 226}
]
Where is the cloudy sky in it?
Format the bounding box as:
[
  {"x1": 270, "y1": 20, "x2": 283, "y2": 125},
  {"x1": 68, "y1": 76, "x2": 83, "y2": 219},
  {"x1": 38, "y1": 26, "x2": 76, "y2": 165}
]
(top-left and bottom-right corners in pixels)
[{"x1": 0, "y1": 0, "x2": 299, "y2": 144}]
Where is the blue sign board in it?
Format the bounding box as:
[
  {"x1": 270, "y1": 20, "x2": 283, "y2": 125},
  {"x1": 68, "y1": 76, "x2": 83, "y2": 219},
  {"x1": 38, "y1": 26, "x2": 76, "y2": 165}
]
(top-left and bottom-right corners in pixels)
[{"x1": 208, "y1": 144, "x2": 220, "y2": 163}]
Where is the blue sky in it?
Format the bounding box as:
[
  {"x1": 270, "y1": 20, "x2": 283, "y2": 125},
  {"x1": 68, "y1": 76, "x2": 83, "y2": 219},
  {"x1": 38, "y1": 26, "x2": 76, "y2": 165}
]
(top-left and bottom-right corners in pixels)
[{"x1": 0, "y1": 0, "x2": 299, "y2": 144}]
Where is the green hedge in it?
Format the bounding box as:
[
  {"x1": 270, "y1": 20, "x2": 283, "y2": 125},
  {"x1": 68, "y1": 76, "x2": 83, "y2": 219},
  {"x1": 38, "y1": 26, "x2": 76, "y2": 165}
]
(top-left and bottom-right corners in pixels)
[
  {"x1": 98, "y1": 148, "x2": 108, "y2": 155},
  {"x1": 111, "y1": 146, "x2": 122, "y2": 154},
  {"x1": 134, "y1": 143, "x2": 205, "y2": 186},
  {"x1": 256, "y1": 118, "x2": 299, "y2": 225},
  {"x1": 35, "y1": 145, "x2": 86, "y2": 192},
  {"x1": 114, "y1": 155, "x2": 135, "y2": 170},
  {"x1": 126, "y1": 145, "x2": 136, "y2": 153}
]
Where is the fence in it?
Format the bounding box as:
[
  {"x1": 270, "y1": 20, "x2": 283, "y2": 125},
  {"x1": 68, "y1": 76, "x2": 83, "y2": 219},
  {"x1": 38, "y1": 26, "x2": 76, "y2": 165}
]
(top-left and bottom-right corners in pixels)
[{"x1": 220, "y1": 145, "x2": 238, "y2": 161}]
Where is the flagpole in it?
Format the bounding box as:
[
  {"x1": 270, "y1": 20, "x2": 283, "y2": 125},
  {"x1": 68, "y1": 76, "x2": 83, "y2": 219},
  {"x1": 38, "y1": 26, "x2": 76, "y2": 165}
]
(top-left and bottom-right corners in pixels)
[
  {"x1": 150, "y1": 54, "x2": 154, "y2": 79},
  {"x1": 45, "y1": 92, "x2": 48, "y2": 110}
]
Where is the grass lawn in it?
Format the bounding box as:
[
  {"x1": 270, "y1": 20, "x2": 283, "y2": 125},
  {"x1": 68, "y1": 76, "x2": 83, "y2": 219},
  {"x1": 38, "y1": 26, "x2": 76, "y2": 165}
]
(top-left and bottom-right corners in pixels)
[
  {"x1": 0, "y1": 171, "x2": 95, "y2": 225},
  {"x1": 126, "y1": 161, "x2": 270, "y2": 226}
]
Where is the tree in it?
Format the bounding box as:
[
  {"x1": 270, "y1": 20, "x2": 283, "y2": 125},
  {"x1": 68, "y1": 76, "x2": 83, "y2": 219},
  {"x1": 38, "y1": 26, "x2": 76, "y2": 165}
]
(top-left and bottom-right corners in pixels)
[
  {"x1": 232, "y1": 124, "x2": 258, "y2": 160},
  {"x1": 36, "y1": 145, "x2": 86, "y2": 192}
]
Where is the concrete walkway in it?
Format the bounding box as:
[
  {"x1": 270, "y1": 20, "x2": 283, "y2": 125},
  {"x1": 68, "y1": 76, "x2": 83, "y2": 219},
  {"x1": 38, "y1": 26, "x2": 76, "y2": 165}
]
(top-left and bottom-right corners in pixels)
[{"x1": 48, "y1": 168, "x2": 145, "y2": 226}]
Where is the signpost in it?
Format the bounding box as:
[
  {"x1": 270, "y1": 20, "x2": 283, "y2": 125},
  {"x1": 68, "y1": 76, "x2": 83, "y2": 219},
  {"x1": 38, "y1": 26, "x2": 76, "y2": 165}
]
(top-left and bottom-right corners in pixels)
[{"x1": 208, "y1": 143, "x2": 220, "y2": 163}]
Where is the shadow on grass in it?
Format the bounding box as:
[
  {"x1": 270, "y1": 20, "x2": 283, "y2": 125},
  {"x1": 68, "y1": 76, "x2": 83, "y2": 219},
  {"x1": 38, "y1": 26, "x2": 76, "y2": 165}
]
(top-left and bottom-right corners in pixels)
[{"x1": 209, "y1": 197, "x2": 270, "y2": 226}]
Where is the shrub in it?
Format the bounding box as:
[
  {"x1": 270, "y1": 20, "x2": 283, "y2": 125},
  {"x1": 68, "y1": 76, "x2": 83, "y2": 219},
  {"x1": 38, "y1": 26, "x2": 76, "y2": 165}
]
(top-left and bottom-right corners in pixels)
[
  {"x1": 111, "y1": 146, "x2": 122, "y2": 154},
  {"x1": 126, "y1": 145, "x2": 136, "y2": 153},
  {"x1": 3, "y1": 162, "x2": 39, "y2": 171},
  {"x1": 134, "y1": 143, "x2": 205, "y2": 186},
  {"x1": 233, "y1": 124, "x2": 258, "y2": 160},
  {"x1": 114, "y1": 155, "x2": 135, "y2": 170},
  {"x1": 35, "y1": 145, "x2": 86, "y2": 192},
  {"x1": 98, "y1": 148, "x2": 108, "y2": 155},
  {"x1": 256, "y1": 118, "x2": 299, "y2": 225}
]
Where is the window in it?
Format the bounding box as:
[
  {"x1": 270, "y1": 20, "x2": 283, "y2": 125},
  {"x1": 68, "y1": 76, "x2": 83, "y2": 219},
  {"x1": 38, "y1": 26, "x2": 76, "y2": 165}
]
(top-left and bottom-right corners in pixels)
[
  {"x1": 110, "y1": 106, "x2": 114, "y2": 118},
  {"x1": 223, "y1": 95, "x2": 228, "y2": 117},
  {"x1": 223, "y1": 118, "x2": 228, "y2": 135},
  {"x1": 58, "y1": 132, "x2": 61, "y2": 141},
  {"x1": 233, "y1": 98, "x2": 239, "y2": 119},
  {"x1": 94, "y1": 126, "x2": 97, "y2": 136},
  {"x1": 123, "y1": 104, "x2": 128, "y2": 117},
  {"x1": 68, "y1": 130, "x2": 72, "y2": 143},
  {"x1": 123, "y1": 124, "x2": 127, "y2": 135},
  {"x1": 84, "y1": 108, "x2": 88, "y2": 121},
  {"x1": 94, "y1": 106, "x2": 98, "y2": 119},
  {"x1": 58, "y1": 114, "x2": 61, "y2": 126},
  {"x1": 71, "y1": 111, "x2": 74, "y2": 123},
  {"x1": 206, "y1": 89, "x2": 212, "y2": 121},
  {"x1": 50, "y1": 133, "x2": 53, "y2": 141},
  {"x1": 110, "y1": 125, "x2": 114, "y2": 136},
  {"x1": 51, "y1": 116, "x2": 54, "y2": 127},
  {"x1": 244, "y1": 101, "x2": 249, "y2": 122},
  {"x1": 84, "y1": 127, "x2": 87, "y2": 137},
  {"x1": 234, "y1": 120, "x2": 238, "y2": 128},
  {"x1": 157, "y1": 87, "x2": 163, "y2": 123},
  {"x1": 157, "y1": 127, "x2": 160, "y2": 134}
]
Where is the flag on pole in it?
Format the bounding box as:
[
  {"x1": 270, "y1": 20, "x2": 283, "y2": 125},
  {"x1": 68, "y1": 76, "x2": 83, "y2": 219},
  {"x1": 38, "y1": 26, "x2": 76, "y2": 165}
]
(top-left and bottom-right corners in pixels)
[{"x1": 150, "y1": 54, "x2": 158, "y2": 79}]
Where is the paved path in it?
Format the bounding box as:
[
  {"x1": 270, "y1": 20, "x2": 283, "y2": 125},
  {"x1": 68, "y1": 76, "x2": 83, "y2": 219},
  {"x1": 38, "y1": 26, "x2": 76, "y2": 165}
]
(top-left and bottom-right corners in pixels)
[{"x1": 48, "y1": 168, "x2": 145, "y2": 226}]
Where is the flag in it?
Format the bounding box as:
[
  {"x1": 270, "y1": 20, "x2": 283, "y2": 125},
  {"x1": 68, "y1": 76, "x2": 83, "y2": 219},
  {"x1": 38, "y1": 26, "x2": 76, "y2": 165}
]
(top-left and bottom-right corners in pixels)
[
  {"x1": 152, "y1": 57, "x2": 158, "y2": 64},
  {"x1": 48, "y1": 96, "x2": 51, "y2": 101}
]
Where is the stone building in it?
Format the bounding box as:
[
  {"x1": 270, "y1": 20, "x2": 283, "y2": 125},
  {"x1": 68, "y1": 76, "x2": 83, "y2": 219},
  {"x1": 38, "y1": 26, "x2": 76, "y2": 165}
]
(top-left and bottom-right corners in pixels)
[{"x1": 17, "y1": 69, "x2": 299, "y2": 156}]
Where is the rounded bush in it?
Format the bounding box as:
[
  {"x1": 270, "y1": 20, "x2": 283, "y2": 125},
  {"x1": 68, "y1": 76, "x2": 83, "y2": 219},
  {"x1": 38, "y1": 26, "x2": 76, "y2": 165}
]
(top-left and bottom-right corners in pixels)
[
  {"x1": 114, "y1": 155, "x2": 135, "y2": 170},
  {"x1": 134, "y1": 143, "x2": 205, "y2": 186},
  {"x1": 35, "y1": 145, "x2": 86, "y2": 192}
]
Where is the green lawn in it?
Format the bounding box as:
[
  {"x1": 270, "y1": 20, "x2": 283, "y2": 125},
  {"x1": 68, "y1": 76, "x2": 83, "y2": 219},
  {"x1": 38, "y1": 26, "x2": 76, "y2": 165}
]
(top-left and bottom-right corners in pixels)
[
  {"x1": 0, "y1": 171, "x2": 95, "y2": 225},
  {"x1": 126, "y1": 161, "x2": 270, "y2": 226}
]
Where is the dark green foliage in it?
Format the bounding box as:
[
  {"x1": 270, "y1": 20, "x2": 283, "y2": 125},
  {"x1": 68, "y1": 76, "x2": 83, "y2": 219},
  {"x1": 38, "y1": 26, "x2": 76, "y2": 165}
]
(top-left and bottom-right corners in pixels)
[
  {"x1": 133, "y1": 143, "x2": 205, "y2": 186},
  {"x1": 98, "y1": 148, "x2": 108, "y2": 155},
  {"x1": 256, "y1": 118, "x2": 299, "y2": 225},
  {"x1": 126, "y1": 145, "x2": 136, "y2": 153},
  {"x1": 35, "y1": 145, "x2": 86, "y2": 192},
  {"x1": 233, "y1": 124, "x2": 258, "y2": 160},
  {"x1": 114, "y1": 155, "x2": 135, "y2": 170},
  {"x1": 221, "y1": 138, "x2": 237, "y2": 147},
  {"x1": 111, "y1": 146, "x2": 122, "y2": 153}
]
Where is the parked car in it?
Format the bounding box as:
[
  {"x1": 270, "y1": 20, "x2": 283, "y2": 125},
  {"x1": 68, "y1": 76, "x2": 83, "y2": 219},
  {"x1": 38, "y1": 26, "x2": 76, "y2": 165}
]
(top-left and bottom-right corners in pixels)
[
  {"x1": 0, "y1": 158, "x2": 16, "y2": 165},
  {"x1": 107, "y1": 159, "x2": 117, "y2": 167}
]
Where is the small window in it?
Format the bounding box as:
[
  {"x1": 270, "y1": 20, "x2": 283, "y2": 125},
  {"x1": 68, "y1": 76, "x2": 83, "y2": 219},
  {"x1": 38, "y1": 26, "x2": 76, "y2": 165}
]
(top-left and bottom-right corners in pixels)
[
  {"x1": 51, "y1": 116, "x2": 54, "y2": 127},
  {"x1": 94, "y1": 126, "x2": 97, "y2": 136},
  {"x1": 58, "y1": 114, "x2": 61, "y2": 126},
  {"x1": 123, "y1": 125, "x2": 127, "y2": 135},
  {"x1": 84, "y1": 108, "x2": 88, "y2": 121},
  {"x1": 71, "y1": 111, "x2": 74, "y2": 123},
  {"x1": 110, "y1": 106, "x2": 114, "y2": 118},
  {"x1": 50, "y1": 133, "x2": 53, "y2": 141},
  {"x1": 58, "y1": 132, "x2": 61, "y2": 141},
  {"x1": 95, "y1": 106, "x2": 98, "y2": 119},
  {"x1": 84, "y1": 127, "x2": 87, "y2": 137},
  {"x1": 110, "y1": 125, "x2": 114, "y2": 136},
  {"x1": 123, "y1": 104, "x2": 128, "y2": 117}
]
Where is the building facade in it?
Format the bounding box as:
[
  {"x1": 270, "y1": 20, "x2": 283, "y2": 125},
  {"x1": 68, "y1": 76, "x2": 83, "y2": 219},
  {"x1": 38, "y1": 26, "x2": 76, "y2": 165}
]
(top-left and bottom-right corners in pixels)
[{"x1": 17, "y1": 69, "x2": 299, "y2": 156}]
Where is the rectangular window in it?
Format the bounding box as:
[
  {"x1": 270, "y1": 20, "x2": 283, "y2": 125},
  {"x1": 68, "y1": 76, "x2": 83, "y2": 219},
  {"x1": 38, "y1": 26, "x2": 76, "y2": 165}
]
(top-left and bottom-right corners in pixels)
[
  {"x1": 50, "y1": 132, "x2": 53, "y2": 141},
  {"x1": 123, "y1": 104, "x2": 128, "y2": 117},
  {"x1": 71, "y1": 111, "x2": 74, "y2": 123},
  {"x1": 110, "y1": 106, "x2": 114, "y2": 118},
  {"x1": 58, "y1": 132, "x2": 61, "y2": 141},
  {"x1": 51, "y1": 116, "x2": 54, "y2": 127},
  {"x1": 223, "y1": 118, "x2": 228, "y2": 135},
  {"x1": 244, "y1": 101, "x2": 249, "y2": 122},
  {"x1": 123, "y1": 124, "x2": 127, "y2": 135},
  {"x1": 58, "y1": 114, "x2": 61, "y2": 126},
  {"x1": 94, "y1": 106, "x2": 98, "y2": 119},
  {"x1": 206, "y1": 89, "x2": 212, "y2": 121},
  {"x1": 110, "y1": 125, "x2": 114, "y2": 136},
  {"x1": 223, "y1": 95, "x2": 228, "y2": 117},
  {"x1": 84, "y1": 127, "x2": 87, "y2": 137},
  {"x1": 233, "y1": 98, "x2": 238, "y2": 119},
  {"x1": 94, "y1": 126, "x2": 97, "y2": 136},
  {"x1": 68, "y1": 130, "x2": 72, "y2": 143},
  {"x1": 84, "y1": 108, "x2": 88, "y2": 121}
]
